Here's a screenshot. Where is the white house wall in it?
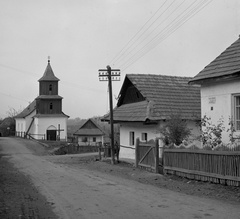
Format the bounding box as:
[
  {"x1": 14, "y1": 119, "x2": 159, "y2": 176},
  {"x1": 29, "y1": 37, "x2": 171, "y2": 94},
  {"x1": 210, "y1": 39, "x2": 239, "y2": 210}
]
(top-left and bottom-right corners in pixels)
[
  {"x1": 201, "y1": 79, "x2": 240, "y2": 143},
  {"x1": 119, "y1": 120, "x2": 201, "y2": 160},
  {"x1": 77, "y1": 136, "x2": 103, "y2": 146},
  {"x1": 34, "y1": 117, "x2": 68, "y2": 140},
  {"x1": 119, "y1": 122, "x2": 160, "y2": 160},
  {"x1": 15, "y1": 118, "x2": 26, "y2": 137}
]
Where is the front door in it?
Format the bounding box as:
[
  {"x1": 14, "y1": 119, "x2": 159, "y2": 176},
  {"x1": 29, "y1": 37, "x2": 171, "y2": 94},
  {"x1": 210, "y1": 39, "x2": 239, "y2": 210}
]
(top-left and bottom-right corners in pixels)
[{"x1": 46, "y1": 130, "x2": 57, "y2": 141}]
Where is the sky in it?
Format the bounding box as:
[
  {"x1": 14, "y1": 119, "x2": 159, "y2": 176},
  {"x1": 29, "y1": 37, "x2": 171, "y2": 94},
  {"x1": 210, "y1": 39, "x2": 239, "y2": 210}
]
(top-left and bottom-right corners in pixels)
[{"x1": 0, "y1": 0, "x2": 240, "y2": 119}]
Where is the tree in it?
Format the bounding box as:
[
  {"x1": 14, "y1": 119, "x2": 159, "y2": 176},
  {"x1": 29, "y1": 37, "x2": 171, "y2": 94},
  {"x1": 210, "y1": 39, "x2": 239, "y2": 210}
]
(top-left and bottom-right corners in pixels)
[
  {"x1": 160, "y1": 114, "x2": 191, "y2": 146},
  {"x1": 6, "y1": 107, "x2": 22, "y2": 118}
]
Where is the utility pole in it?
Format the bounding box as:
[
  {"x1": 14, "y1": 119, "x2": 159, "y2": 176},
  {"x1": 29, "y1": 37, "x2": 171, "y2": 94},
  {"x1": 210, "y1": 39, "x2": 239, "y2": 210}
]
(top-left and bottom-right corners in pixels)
[{"x1": 99, "y1": 66, "x2": 120, "y2": 164}]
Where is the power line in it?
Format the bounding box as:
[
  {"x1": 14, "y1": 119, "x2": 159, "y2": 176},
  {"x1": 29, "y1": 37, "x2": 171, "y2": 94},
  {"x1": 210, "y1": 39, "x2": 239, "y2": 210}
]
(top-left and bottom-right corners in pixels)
[
  {"x1": 0, "y1": 63, "x2": 105, "y2": 93},
  {"x1": 0, "y1": 91, "x2": 30, "y2": 103},
  {"x1": 119, "y1": 0, "x2": 203, "y2": 69},
  {"x1": 109, "y1": 0, "x2": 169, "y2": 65},
  {"x1": 119, "y1": 0, "x2": 212, "y2": 71},
  {"x1": 114, "y1": 0, "x2": 187, "y2": 67},
  {"x1": 120, "y1": 0, "x2": 202, "y2": 70}
]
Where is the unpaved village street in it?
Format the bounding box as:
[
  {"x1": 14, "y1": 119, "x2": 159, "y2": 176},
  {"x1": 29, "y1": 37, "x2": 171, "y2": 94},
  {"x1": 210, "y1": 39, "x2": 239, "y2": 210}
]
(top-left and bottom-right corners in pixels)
[{"x1": 0, "y1": 138, "x2": 240, "y2": 219}]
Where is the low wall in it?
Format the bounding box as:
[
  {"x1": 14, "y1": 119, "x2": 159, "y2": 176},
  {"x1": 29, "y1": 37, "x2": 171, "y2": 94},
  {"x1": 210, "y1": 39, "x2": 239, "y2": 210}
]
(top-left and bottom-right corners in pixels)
[{"x1": 54, "y1": 144, "x2": 99, "y2": 155}]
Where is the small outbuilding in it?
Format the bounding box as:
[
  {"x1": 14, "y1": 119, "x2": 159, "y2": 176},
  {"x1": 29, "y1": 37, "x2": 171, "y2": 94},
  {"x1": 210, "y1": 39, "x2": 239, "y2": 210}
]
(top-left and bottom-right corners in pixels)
[{"x1": 73, "y1": 118, "x2": 105, "y2": 146}]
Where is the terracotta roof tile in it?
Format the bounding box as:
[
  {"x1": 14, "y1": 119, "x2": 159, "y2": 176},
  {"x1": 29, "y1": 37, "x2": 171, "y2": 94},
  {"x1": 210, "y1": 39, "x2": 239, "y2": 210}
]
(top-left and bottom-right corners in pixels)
[
  {"x1": 189, "y1": 37, "x2": 240, "y2": 83},
  {"x1": 73, "y1": 119, "x2": 105, "y2": 136},
  {"x1": 103, "y1": 74, "x2": 201, "y2": 122}
]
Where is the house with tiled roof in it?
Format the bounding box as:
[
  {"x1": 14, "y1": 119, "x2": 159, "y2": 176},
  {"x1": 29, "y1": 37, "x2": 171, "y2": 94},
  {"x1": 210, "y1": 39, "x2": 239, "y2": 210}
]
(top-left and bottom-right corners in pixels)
[
  {"x1": 189, "y1": 36, "x2": 240, "y2": 143},
  {"x1": 73, "y1": 118, "x2": 106, "y2": 146},
  {"x1": 103, "y1": 74, "x2": 201, "y2": 159},
  {"x1": 15, "y1": 59, "x2": 69, "y2": 141},
  {"x1": 0, "y1": 117, "x2": 15, "y2": 137}
]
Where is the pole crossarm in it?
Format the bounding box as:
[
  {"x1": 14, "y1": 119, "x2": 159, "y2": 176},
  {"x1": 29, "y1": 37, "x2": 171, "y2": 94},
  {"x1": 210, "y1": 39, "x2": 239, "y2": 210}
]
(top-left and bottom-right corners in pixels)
[{"x1": 98, "y1": 69, "x2": 121, "y2": 81}]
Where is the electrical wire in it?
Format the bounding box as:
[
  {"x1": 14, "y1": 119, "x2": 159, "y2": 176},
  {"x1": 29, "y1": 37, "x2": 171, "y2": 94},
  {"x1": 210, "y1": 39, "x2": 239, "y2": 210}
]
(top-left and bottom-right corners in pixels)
[
  {"x1": 120, "y1": 0, "x2": 203, "y2": 70},
  {"x1": 0, "y1": 63, "x2": 105, "y2": 93},
  {"x1": 118, "y1": 0, "x2": 212, "y2": 72},
  {"x1": 109, "y1": 0, "x2": 168, "y2": 66},
  {"x1": 119, "y1": 0, "x2": 204, "y2": 69},
  {"x1": 122, "y1": 0, "x2": 212, "y2": 71},
  {"x1": 114, "y1": 0, "x2": 187, "y2": 67}
]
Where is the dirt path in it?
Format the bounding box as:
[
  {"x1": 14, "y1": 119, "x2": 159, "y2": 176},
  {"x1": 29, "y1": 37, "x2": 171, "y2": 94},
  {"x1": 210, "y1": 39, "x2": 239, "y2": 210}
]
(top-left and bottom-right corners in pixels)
[{"x1": 1, "y1": 137, "x2": 240, "y2": 219}]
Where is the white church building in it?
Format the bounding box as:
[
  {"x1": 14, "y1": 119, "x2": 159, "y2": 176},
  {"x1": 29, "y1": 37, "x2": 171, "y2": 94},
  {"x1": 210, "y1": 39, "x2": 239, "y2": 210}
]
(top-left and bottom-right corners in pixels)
[{"x1": 15, "y1": 59, "x2": 69, "y2": 141}]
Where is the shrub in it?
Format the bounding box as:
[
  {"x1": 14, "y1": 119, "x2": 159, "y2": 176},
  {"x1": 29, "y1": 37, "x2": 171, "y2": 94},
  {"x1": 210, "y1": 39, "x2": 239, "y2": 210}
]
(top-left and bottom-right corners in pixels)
[
  {"x1": 160, "y1": 114, "x2": 191, "y2": 146},
  {"x1": 201, "y1": 115, "x2": 225, "y2": 149}
]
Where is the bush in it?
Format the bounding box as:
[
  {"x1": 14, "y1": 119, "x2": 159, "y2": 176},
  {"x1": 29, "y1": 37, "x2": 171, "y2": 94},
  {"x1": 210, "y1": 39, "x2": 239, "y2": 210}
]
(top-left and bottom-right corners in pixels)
[{"x1": 160, "y1": 114, "x2": 191, "y2": 146}]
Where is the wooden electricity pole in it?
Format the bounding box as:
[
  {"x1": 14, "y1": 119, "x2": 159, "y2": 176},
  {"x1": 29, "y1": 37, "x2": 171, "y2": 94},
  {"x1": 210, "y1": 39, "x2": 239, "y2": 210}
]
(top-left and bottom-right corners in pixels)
[{"x1": 99, "y1": 66, "x2": 120, "y2": 164}]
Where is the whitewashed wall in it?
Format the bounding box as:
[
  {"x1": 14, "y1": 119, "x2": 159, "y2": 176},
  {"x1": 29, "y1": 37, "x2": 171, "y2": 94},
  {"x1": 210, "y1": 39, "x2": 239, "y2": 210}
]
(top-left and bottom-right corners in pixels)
[
  {"x1": 77, "y1": 135, "x2": 103, "y2": 146},
  {"x1": 34, "y1": 116, "x2": 68, "y2": 140},
  {"x1": 119, "y1": 120, "x2": 201, "y2": 160},
  {"x1": 201, "y1": 79, "x2": 240, "y2": 143},
  {"x1": 119, "y1": 122, "x2": 160, "y2": 160},
  {"x1": 15, "y1": 118, "x2": 26, "y2": 136}
]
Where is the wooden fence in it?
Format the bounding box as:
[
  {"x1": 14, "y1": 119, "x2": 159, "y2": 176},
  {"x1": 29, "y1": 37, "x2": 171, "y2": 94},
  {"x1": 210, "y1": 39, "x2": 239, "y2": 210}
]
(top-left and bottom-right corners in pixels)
[{"x1": 164, "y1": 149, "x2": 240, "y2": 186}]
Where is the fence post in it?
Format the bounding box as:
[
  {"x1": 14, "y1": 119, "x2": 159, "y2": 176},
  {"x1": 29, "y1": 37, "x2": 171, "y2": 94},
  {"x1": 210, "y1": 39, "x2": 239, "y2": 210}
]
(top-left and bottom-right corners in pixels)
[
  {"x1": 158, "y1": 138, "x2": 164, "y2": 174},
  {"x1": 135, "y1": 138, "x2": 140, "y2": 167},
  {"x1": 155, "y1": 138, "x2": 159, "y2": 174},
  {"x1": 98, "y1": 142, "x2": 102, "y2": 161}
]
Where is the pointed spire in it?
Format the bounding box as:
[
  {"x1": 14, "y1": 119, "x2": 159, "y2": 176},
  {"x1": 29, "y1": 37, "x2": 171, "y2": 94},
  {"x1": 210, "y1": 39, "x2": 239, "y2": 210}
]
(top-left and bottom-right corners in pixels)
[{"x1": 38, "y1": 58, "x2": 59, "y2": 82}]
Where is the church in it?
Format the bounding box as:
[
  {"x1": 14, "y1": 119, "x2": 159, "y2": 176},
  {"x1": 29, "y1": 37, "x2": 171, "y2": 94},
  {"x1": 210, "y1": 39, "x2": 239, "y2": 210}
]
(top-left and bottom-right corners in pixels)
[{"x1": 15, "y1": 59, "x2": 69, "y2": 141}]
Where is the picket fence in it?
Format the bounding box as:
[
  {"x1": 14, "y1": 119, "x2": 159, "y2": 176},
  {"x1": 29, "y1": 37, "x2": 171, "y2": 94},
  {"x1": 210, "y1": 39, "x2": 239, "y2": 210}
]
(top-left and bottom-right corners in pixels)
[{"x1": 164, "y1": 149, "x2": 240, "y2": 186}]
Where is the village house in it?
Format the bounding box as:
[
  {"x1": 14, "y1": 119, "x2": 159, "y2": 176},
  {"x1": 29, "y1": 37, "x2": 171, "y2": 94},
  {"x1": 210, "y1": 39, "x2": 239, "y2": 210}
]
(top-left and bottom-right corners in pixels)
[
  {"x1": 189, "y1": 36, "x2": 240, "y2": 144},
  {"x1": 73, "y1": 118, "x2": 105, "y2": 146},
  {"x1": 15, "y1": 59, "x2": 69, "y2": 141},
  {"x1": 103, "y1": 74, "x2": 201, "y2": 159}
]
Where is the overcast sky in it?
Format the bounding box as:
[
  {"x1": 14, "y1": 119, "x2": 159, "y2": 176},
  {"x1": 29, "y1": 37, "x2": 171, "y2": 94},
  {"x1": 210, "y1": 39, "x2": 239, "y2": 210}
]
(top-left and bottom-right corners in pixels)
[{"x1": 0, "y1": 0, "x2": 240, "y2": 119}]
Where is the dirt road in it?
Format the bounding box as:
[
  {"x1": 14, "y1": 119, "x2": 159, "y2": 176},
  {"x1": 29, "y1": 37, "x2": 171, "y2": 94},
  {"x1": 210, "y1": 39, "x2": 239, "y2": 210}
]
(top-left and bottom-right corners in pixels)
[{"x1": 1, "y1": 137, "x2": 240, "y2": 218}]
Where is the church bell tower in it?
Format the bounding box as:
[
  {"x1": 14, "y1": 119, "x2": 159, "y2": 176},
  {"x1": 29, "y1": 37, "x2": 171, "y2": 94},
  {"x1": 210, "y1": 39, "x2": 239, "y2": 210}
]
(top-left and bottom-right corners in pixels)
[{"x1": 36, "y1": 58, "x2": 63, "y2": 115}]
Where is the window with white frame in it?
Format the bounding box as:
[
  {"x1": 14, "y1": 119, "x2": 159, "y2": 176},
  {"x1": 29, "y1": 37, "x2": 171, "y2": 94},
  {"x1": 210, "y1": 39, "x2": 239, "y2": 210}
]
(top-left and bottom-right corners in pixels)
[
  {"x1": 141, "y1": 133, "x2": 147, "y2": 142},
  {"x1": 234, "y1": 95, "x2": 240, "y2": 130},
  {"x1": 129, "y1": 131, "x2": 135, "y2": 146}
]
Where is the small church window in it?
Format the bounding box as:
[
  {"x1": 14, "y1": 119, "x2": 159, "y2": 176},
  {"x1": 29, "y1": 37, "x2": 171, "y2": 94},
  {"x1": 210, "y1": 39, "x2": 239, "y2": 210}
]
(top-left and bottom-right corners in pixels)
[
  {"x1": 49, "y1": 84, "x2": 52, "y2": 91},
  {"x1": 50, "y1": 102, "x2": 53, "y2": 110}
]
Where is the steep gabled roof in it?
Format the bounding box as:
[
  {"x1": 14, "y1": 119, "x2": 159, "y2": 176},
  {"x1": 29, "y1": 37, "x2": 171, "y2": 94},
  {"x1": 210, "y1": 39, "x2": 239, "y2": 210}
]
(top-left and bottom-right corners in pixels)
[
  {"x1": 103, "y1": 74, "x2": 201, "y2": 122},
  {"x1": 73, "y1": 118, "x2": 105, "y2": 136},
  {"x1": 189, "y1": 37, "x2": 240, "y2": 84},
  {"x1": 15, "y1": 100, "x2": 36, "y2": 118},
  {"x1": 38, "y1": 60, "x2": 59, "y2": 82}
]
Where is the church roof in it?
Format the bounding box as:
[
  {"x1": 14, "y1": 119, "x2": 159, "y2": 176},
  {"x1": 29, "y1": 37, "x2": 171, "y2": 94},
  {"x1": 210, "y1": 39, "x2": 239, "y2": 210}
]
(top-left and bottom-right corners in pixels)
[
  {"x1": 35, "y1": 95, "x2": 63, "y2": 100},
  {"x1": 38, "y1": 60, "x2": 60, "y2": 82},
  {"x1": 15, "y1": 100, "x2": 36, "y2": 118},
  {"x1": 34, "y1": 113, "x2": 69, "y2": 118}
]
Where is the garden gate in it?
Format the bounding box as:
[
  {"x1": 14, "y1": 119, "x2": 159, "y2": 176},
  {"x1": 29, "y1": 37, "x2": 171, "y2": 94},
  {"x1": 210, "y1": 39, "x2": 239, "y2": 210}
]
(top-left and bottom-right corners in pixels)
[{"x1": 135, "y1": 138, "x2": 159, "y2": 173}]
